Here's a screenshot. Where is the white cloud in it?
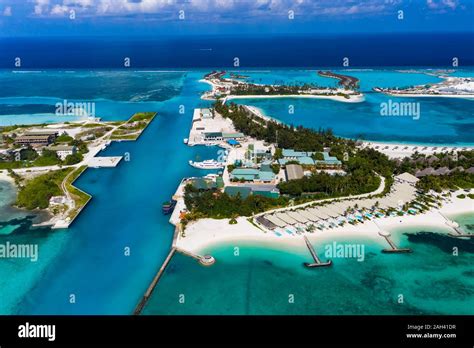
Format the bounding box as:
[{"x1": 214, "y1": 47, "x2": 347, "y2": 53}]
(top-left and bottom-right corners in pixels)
[
  {"x1": 427, "y1": 0, "x2": 459, "y2": 10},
  {"x1": 32, "y1": 0, "x2": 50, "y2": 15},
  {"x1": 28, "y1": 0, "x2": 462, "y2": 18},
  {"x1": 3, "y1": 5, "x2": 11, "y2": 16},
  {"x1": 50, "y1": 4, "x2": 69, "y2": 15}
]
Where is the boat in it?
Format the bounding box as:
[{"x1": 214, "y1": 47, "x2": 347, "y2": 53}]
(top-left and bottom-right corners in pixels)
[
  {"x1": 183, "y1": 138, "x2": 188, "y2": 144},
  {"x1": 188, "y1": 159, "x2": 224, "y2": 170},
  {"x1": 162, "y1": 200, "x2": 176, "y2": 215}
]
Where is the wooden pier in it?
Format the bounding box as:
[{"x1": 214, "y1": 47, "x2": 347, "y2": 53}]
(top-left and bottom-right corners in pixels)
[
  {"x1": 439, "y1": 212, "x2": 473, "y2": 238},
  {"x1": 381, "y1": 234, "x2": 412, "y2": 253},
  {"x1": 448, "y1": 227, "x2": 473, "y2": 238},
  {"x1": 303, "y1": 236, "x2": 332, "y2": 268}
]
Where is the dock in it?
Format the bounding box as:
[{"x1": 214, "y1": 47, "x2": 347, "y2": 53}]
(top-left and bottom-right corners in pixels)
[
  {"x1": 380, "y1": 234, "x2": 412, "y2": 253},
  {"x1": 176, "y1": 247, "x2": 216, "y2": 266},
  {"x1": 438, "y1": 212, "x2": 473, "y2": 238},
  {"x1": 303, "y1": 235, "x2": 332, "y2": 268},
  {"x1": 133, "y1": 247, "x2": 176, "y2": 315},
  {"x1": 448, "y1": 227, "x2": 473, "y2": 238},
  {"x1": 88, "y1": 156, "x2": 123, "y2": 168},
  {"x1": 133, "y1": 226, "x2": 215, "y2": 315}
]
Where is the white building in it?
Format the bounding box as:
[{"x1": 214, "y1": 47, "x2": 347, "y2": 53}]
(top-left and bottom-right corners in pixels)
[{"x1": 48, "y1": 145, "x2": 77, "y2": 160}]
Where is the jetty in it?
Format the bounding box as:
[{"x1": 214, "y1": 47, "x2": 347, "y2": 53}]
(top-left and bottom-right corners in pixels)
[
  {"x1": 377, "y1": 230, "x2": 412, "y2": 253},
  {"x1": 176, "y1": 247, "x2": 216, "y2": 266},
  {"x1": 133, "y1": 226, "x2": 215, "y2": 315},
  {"x1": 318, "y1": 70, "x2": 359, "y2": 89},
  {"x1": 133, "y1": 246, "x2": 176, "y2": 315},
  {"x1": 439, "y1": 212, "x2": 473, "y2": 238},
  {"x1": 303, "y1": 235, "x2": 332, "y2": 268},
  {"x1": 374, "y1": 221, "x2": 412, "y2": 253}
]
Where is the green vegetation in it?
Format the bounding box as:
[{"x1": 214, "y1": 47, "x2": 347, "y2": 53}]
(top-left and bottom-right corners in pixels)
[
  {"x1": 32, "y1": 149, "x2": 61, "y2": 166},
  {"x1": 16, "y1": 169, "x2": 71, "y2": 209},
  {"x1": 55, "y1": 133, "x2": 74, "y2": 143},
  {"x1": 396, "y1": 150, "x2": 474, "y2": 174},
  {"x1": 271, "y1": 163, "x2": 280, "y2": 174},
  {"x1": 311, "y1": 152, "x2": 324, "y2": 161},
  {"x1": 65, "y1": 166, "x2": 91, "y2": 219},
  {"x1": 416, "y1": 172, "x2": 474, "y2": 192},
  {"x1": 69, "y1": 139, "x2": 89, "y2": 154},
  {"x1": 214, "y1": 102, "x2": 353, "y2": 153},
  {"x1": 278, "y1": 171, "x2": 381, "y2": 197},
  {"x1": 457, "y1": 194, "x2": 466, "y2": 199},
  {"x1": 129, "y1": 112, "x2": 156, "y2": 122},
  {"x1": 183, "y1": 184, "x2": 287, "y2": 222},
  {"x1": 64, "y1": 152, "x2": 83, "y2": 165},
  {"x1": 20, "y1": 147, "x2": 39, "y2": 161},
  {"x1": 110, "y1": 112, "x2": 156, "y2": 140}
]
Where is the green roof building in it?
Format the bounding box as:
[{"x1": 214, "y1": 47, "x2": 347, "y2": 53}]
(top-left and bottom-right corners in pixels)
[
  {"x1": 224, "y1": 186, "x2": 252, "y2": 199},
  {"x1": 230, "y1": 168, "x2": 275, "y2": 182}
]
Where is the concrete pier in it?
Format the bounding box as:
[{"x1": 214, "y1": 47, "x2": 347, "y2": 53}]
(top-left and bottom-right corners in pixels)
[{"x1": 133, "y1": 247, "x2": 176, "y2": 315}]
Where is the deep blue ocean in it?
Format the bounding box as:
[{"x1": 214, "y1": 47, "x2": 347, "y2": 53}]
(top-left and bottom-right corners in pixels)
[
  {"x1": 1, "y1": 33, "x2": 473, "y2": 68},
  {"x1": 0, "y1": 34, "x2": 472, "y2": 314}
]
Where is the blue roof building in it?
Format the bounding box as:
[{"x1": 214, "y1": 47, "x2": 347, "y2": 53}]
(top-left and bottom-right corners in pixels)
[{"x1": 226, "y1": 139, "x2": 240, "y2": 147}]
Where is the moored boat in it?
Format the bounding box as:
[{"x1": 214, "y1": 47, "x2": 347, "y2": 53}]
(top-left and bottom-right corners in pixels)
[
  {"x1": 188, "y1": 159, "x2": 224, "y2": 170},
  {"x1": 162, "y1": 200, "x2": 177, "y2": 215}
]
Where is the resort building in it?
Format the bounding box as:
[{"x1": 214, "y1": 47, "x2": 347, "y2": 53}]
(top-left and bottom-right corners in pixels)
[
  {"x1": 278, "y1": 148, "x2": 342, "y2": 167},
  {"x1": 395, "y1": 172, "x2": 419, "y2": 186},
  {"x1": 224, "y1": 186, "x2": 252, "y2": 199},
  {"x1": 224, "y1": 184, "x2": 280, "y2": 199},
  {"x1": 203, "y1": 132, "x2": 245, "y2": 142},
  {"x1": 229, "y1": 167, "x2": 275, "y2": 183},
  {"x1": 48, "y1": 145, "x2": 77, "y2": 160},
  {"x1": 285, "y1": 164, "x2": 304, "y2": 181},
  {"x1": 187, "y1": 176, "x2": 224, "y2": 190},
  {"x1": 15, "y1": 130, "x2": 58, "y2": 146},
  {"x1": 248, "y1": 143, "x2": 273, "y2": 163}
]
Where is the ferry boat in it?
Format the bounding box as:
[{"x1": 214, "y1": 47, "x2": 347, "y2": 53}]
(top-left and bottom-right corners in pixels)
[
  {"x1": 188, "y1": 159, "x2": 224, "y2": 170},
  {"x1": 162, "y1": 200, "x2": 176, "y2": 215}
]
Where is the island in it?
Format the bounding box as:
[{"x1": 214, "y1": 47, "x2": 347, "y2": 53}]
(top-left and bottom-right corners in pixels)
[
  {"x1": 0, "y1": 112, "x2": 156, "y2": 229},
  {"x1": 200, "y1": 70, "x2": 364, "y2": 103},
  {"x1": 374, "y1": 76, "x2": 474, "y2": 99},
  {"x1": 166, "y1": 97, "x2": 474, "y2": 262}
]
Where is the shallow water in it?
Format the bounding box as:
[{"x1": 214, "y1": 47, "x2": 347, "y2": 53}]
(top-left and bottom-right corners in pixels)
[
  {"x1": 143, "y1": 215, "x2": 474, "y2": 315},
  {"x1": 0, "y1": 68, "x2": 472, "y2": 314}
]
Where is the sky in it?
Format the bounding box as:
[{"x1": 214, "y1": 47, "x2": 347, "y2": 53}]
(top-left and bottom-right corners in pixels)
[{"x1": 0, "y1": 0, "x2": 473, "y2": 37}]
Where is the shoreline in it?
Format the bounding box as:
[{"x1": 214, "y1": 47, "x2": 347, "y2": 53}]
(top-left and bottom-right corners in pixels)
[
  {"x1": 223, "y1": 93, "x2": 365, "y2": 103},
  {"x1": 0, "y1": 170, "x2": 15, "y2": 184},
  {"x1": 176, "y1": 192, "x2": 473, "y2": 255},
  {"x1": 242, "y1": 104, "x2": 474, "y2": 150},
  {"x1": 377, "y1": 92, "x2": 474, "y2": 100}
]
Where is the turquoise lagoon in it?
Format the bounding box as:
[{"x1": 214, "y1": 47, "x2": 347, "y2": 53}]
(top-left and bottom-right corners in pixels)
[
  {"x1": 143, "y1": 220, "x2": 474, "y2": 315},
  {"x1": 0, "y1": 68, "x2": 472, "y2": 314}
]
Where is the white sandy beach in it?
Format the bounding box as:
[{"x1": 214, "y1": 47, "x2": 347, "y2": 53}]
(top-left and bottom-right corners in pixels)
[
  {"x1": 243, "y1": 104, "x2": 474, "y2": 159},
  {"x1": 223, "y1": 93, "x2": 365, "y2": 103},
  {"x1": 380, "y1": 92, "x2": 474, "y2": 100},
  {"x1": 360, "y1": 140, "x2": 474, "y2": 159},
  {"x1": 0, "y1": 170, "x2": 15, "y2": 184},
  {"x1": 176, "y1": 192, "x2": 473, "y2": 255}
]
